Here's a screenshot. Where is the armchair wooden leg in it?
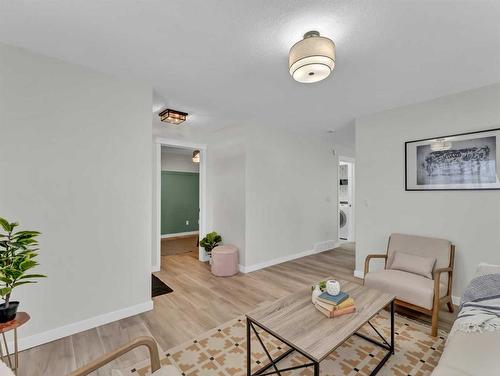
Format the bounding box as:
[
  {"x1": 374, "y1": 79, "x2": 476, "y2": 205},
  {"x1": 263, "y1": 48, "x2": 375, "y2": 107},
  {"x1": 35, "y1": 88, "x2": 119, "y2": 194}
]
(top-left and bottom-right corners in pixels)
[
  {"x1": 431, "y1": 304, "x2": 439, "y2": 337},
  {"x1": 446, "y1": 301, "x2": 454, "y2": 313}
]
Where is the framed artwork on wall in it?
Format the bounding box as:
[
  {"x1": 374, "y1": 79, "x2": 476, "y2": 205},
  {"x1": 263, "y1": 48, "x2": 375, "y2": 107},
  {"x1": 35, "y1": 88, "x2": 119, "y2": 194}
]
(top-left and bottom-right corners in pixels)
[{"x1": 405, "y1": 127, "x2": 500, "y2": 191}]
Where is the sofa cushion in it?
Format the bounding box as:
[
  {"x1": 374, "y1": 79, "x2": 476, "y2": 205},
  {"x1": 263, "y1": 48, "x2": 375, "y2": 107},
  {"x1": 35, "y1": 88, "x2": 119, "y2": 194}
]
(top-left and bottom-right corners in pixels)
[
  {"x1": 386, "y1": 233, "x2": 452, "y2": 286},
  {"x1": 364, "y1": 269, "x2": 447, "y2": 310},
  {"x1": 431, "y1": 328, "x2": 500, "y2": 376},
  {"x1": 390, "y1": 251, "x2": 436, "y2": 279}
]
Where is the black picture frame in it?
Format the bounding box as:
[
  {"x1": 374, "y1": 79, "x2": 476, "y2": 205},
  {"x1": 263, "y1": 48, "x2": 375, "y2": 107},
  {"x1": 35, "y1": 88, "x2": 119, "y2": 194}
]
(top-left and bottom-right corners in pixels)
[{"x1": 405, "y1": 127, "x2": 500, "y2": 191}]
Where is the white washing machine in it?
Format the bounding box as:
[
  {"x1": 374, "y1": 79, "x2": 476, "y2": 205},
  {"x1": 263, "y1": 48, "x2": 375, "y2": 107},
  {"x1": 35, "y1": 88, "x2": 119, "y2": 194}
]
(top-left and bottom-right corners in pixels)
[{"x1": 339, "y1": 201, "x2": 352, "y2": 241}]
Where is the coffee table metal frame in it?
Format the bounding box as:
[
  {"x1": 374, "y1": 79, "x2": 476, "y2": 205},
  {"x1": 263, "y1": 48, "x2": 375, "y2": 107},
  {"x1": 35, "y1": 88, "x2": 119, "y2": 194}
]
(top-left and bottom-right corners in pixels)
[{"x1": 246, "y1": 300, "x2": 394, "y2": 376}]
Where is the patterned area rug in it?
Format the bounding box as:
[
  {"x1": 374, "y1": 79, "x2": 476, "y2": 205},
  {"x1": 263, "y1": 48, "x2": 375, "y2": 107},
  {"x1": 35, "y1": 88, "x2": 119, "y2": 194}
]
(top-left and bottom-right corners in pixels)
[{"x1": 122, "y1": 310, "x2": 447, "y2": 376}]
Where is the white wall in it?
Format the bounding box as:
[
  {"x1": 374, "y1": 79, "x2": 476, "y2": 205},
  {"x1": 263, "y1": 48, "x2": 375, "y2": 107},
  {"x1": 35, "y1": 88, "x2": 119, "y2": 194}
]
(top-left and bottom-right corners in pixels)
[
  {"x1": 161, "y1": 148, "x2": 199, "y2": 172},
  {"x1": 245, "y1": 127, "x2": 338, "y2": 268},
  {"x1": 355, "y1": 83, "x2": 500, "y2": 297},
  {"x1": 333, "y1": 142, "x2": 355, "y2": 159},
  {"x1": 211, "y1": 136, "x2": 246, "y2": 265},
  {"x1": 0, "y1": 43, "x2": 153, "y2": 349},
  {"x1": 152, "y1": 125, "x2": 247, "y2": 263},
  {"x1": 153, "y1": 123, "x2": 339, "y2": 270}
]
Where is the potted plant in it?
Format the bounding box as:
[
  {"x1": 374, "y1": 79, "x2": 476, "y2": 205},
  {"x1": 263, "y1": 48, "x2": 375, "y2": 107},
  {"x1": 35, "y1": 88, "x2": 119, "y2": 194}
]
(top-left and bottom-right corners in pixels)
[
  {"x1": 200, "y1": 231, "x2": 222, "y2": 259},
  {"x1": 0, "y1": 217, "x2": 46, "y2": 323}
]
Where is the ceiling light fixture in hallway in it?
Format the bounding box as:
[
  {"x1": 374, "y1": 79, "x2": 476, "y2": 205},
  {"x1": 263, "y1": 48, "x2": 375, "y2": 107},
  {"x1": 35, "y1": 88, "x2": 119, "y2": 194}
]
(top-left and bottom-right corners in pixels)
[{"x1": 159, "y1": 108, "x2": 188, "y2": 125}]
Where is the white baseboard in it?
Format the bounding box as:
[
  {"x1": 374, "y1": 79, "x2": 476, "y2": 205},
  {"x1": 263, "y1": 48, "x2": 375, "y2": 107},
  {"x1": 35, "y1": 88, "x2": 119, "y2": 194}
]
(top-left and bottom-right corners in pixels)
[
  {"x1": 239, "y1": 242, "x2": 339, "y2": 274},
  {"x1": 15, "y1": 300, "x2": 154, "y2": 352},
  {"x1": 354, "y1": 270, "x2": 462, "y2": 306},
  {"x1": 314, "y1": 240, "x2": 338, "y2": 253},
  {"x1": 353, "y1": 269, "x2": 365, "y2": 279},
  {"x1": 161, "y1": 231, "x2": 198, "y2": 239}
]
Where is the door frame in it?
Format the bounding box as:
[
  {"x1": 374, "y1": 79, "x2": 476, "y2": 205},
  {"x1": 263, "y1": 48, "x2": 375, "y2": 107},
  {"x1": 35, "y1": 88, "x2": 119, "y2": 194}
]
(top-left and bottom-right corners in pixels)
[
  {"x1": 153, "y1": 138, "x2": 207, "y2": 271},
  {"x1": 338, "y1": 156, "x2": 355, "y2": 243}
]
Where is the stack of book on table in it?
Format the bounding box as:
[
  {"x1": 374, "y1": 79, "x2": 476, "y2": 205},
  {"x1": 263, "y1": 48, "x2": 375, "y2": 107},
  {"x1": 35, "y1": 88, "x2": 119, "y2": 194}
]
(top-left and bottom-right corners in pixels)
[{"x1": 314, "y1": 291, "x2": 356, "y2": 318}]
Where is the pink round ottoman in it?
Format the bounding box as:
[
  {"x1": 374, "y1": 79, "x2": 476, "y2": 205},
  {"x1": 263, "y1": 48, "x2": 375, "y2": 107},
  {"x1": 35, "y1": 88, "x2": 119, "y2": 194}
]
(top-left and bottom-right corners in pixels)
[{"x1": 211, "y1": 245, "x2": 239, "y2": 277}]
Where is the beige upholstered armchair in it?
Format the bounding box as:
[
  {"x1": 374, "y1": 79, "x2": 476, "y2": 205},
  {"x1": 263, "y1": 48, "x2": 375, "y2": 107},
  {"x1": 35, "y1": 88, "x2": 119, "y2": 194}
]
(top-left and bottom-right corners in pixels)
[{"x1": 364, "y1": 233, "x2": 455, "y2": 336}]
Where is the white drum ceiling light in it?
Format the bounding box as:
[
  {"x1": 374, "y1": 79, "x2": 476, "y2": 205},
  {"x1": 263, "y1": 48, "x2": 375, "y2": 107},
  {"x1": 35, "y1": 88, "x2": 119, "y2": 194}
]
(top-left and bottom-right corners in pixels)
[{"x1": 289, "y1": 31, "x2": 336, "y2": 83}]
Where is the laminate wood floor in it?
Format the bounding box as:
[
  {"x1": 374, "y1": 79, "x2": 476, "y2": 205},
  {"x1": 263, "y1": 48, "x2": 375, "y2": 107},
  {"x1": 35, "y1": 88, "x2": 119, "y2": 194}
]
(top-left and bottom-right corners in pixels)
[
  {"x1": 161, "y1": 235, "x2": 198, "y2": 256},
  {"x1": 17, "y1": 246, "x2": 457, "y2": 375}
]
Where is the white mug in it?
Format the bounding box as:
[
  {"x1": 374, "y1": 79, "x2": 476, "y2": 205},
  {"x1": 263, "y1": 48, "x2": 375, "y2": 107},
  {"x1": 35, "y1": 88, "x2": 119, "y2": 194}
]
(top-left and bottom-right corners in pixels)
[{"x1": 326, "y1": 280, "x2": 341, "y2": 296}]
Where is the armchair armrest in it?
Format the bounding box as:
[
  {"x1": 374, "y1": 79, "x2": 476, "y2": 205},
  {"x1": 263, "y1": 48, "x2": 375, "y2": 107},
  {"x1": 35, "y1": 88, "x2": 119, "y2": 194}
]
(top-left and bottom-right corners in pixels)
[
  {"x1": 433, "y1": 267, "x2": 453, "y2": 290},
  {"x1": 364, "y1": 254, "x2": 387, "y2": 277},
  {"x1": 433, "y1": 266, "x2": 454, "y2": 305},
  {"x1": 434, "y1": 267, "x2": 453, "y2": 278},
  {"x1": 68, "y1": 336, "x2": 161, "y2": 376}
]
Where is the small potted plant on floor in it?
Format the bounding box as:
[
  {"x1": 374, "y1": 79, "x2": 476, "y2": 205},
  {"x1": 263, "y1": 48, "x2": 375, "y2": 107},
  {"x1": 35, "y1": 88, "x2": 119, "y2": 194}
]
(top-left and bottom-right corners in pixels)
[
  {"x1": 0, "y1": 217, "x2": 46, "y2": 323},
  {"x1": 200, "y1": 231, "x2": 222, "y2": 260}
]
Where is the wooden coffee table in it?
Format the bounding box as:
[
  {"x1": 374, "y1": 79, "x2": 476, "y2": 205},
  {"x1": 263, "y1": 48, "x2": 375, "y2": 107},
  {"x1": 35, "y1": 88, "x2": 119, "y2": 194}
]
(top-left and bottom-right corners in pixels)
[{"x1": 246, "y1": 279, "x2": 395, "y2": 376}]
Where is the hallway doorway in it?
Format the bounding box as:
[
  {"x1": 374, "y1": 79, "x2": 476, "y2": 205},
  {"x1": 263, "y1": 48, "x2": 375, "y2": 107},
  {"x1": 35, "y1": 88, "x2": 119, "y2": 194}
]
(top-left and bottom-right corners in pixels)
[
  {"x1": 338, "y1": 156, "x2": 355, "y2": 244},
  {"x1": 152, "y1": 139, "x2": 207, "y2": 272}
]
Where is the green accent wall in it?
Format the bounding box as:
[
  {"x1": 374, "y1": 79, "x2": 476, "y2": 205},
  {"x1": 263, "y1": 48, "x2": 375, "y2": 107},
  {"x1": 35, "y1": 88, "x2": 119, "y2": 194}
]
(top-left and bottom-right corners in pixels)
[{"x1": 161, "y1": 171, "x2": 199, "y2": 235}]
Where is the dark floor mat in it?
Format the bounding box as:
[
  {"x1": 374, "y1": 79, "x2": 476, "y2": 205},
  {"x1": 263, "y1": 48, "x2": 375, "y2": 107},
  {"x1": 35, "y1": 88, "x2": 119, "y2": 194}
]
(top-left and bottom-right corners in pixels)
[{"x1": 152, "y1": 274, "x2": 173, "y2": 297}]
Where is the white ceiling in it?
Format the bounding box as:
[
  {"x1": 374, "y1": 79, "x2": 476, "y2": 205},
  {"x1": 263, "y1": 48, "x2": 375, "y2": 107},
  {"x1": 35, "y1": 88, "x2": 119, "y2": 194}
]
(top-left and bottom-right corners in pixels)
[{"x1": 1, "y1": 1, "x2": 499, "y2": 144}]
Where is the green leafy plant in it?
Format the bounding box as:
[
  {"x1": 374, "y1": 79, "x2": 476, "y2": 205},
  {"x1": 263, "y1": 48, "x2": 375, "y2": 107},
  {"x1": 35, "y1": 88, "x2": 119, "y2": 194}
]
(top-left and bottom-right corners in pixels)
[
  {"x1": 311, "y1": 280, "x2": 327, "y2": 292},
  {"x1": 200, "y1": 231, "x2": 222, "y2": 255},
  {"x1": 0, "y1": 217, "x2": 46, "y2": 308}
]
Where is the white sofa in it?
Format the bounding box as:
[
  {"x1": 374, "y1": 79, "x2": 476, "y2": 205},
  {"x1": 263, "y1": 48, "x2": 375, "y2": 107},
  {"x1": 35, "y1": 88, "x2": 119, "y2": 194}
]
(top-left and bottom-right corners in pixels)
[
  {"x1": 431, "y1": 263, "x2": 500, "y2": 376},
  {"x1": 431, "y1": 330, "x2": 500, "y2": 375}
]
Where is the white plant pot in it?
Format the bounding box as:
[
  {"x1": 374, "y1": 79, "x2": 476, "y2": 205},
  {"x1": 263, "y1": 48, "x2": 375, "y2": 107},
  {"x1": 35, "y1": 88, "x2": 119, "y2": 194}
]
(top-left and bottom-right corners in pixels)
[{"x1": 312, "y1": 285, "x2": 322, "y2": 304}]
